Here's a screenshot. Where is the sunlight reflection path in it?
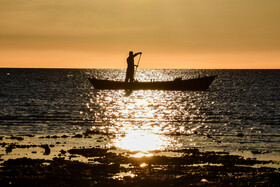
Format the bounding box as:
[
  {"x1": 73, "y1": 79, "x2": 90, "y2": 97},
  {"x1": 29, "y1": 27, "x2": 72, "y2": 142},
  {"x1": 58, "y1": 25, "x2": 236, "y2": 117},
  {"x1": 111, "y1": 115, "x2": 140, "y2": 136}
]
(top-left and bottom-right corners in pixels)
[
  {"x1": 86, "y1": 75, "x2": 208, "y2": 154},
  {"x1": 112, "y1": 129, "x2": 177, "y2": 152}
]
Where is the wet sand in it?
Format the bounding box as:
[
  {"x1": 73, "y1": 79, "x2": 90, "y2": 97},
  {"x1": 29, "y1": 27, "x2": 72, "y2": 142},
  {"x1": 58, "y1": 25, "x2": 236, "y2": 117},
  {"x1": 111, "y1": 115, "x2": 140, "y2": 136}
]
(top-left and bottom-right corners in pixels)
[{"x1": 1, "y1": 133, "x2": 280, "y2": 186}]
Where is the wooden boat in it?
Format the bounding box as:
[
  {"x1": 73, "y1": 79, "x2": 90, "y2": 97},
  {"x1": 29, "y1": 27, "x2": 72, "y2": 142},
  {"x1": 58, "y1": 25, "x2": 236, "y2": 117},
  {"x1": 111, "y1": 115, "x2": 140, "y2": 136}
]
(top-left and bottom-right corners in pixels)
[{"x1": 88, "y1": 75, "x2": 216, "y2": 91}]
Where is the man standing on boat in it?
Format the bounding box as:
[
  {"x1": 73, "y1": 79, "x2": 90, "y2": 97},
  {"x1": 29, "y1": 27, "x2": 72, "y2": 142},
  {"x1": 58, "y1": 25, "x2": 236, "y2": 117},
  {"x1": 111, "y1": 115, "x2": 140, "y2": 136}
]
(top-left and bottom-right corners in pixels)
[{"x1": 125, "y1": 51, "x2": 142, "y2": 82}]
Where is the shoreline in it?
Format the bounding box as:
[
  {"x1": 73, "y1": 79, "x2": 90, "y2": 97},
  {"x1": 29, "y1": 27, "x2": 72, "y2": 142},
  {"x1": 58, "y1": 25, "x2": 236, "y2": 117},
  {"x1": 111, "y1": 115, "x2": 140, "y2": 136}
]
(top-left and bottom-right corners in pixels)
[
  {"x1": 1, "y1": 132, "x2": 280, "y2": 165},
  {"x1": 1, "y1": 133, "x2": 280, "y2": 186}
]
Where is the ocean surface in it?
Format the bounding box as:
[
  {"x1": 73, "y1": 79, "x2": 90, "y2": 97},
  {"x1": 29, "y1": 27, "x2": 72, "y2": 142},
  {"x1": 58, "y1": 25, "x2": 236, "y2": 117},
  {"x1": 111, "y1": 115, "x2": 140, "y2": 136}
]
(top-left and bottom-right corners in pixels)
[{"x1": 0, "y1": 68, "x2": 280, "y2": 154}]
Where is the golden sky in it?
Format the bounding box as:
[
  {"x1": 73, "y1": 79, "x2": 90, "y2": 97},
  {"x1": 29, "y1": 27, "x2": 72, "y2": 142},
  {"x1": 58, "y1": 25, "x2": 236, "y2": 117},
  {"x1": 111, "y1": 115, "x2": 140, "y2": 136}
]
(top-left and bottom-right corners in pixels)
[{"x1": 0, "y1": 0, "x2": 280, "y2": 69}]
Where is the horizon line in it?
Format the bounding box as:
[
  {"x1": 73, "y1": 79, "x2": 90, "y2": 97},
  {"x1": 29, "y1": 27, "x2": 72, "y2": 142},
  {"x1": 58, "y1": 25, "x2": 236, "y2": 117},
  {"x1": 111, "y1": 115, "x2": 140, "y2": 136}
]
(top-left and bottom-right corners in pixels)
[{"x1": 1, "y1": 67, "x2": 280, "y2": 70}]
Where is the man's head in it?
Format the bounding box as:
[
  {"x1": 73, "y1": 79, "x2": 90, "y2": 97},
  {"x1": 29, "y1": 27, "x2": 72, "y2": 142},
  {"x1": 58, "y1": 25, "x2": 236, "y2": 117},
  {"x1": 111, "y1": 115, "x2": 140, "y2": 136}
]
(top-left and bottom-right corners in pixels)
[{"x1": 129, "y1": 51, "x2": 133, "y2": 56}]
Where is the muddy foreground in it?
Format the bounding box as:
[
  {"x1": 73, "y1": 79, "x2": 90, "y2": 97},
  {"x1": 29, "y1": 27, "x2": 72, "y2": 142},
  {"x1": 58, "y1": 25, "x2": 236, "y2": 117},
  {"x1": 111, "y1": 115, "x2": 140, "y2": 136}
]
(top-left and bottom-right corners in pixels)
[
  {"x1": 0, "y1": 134, "x2": 280, "y2": 186},
  {"x1": 1, "y1": 149, "x2": 280, "y2": 186}
]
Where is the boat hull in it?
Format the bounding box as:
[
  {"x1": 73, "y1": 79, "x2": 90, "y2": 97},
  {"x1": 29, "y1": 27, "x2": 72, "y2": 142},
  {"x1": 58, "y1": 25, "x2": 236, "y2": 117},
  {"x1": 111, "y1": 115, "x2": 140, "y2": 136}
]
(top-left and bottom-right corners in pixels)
[{"x1": 88, "y1": 75, "x2": 216, "y2": 91}]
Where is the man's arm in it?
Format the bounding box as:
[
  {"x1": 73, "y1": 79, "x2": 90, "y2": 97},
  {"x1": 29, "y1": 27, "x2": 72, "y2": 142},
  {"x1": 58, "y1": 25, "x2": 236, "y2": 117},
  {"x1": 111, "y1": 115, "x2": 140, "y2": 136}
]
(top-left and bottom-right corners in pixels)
[
  {"x1": 133, "y1": 52, "x2": 142, "y2": 57},
  {"x1": 134, "y1": 52, "x2": 142, "y2": 67}
]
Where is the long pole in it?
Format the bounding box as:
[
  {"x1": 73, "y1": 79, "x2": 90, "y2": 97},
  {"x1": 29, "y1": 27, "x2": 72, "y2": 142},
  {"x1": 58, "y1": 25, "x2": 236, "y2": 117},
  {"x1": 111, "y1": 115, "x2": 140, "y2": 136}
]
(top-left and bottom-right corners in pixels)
[
  {"x1": 134, "y1": 53, "x2": 141, "y2": 81},
  {"x1": 135, "y1": 53, "x2": 141, "y2": 72}
]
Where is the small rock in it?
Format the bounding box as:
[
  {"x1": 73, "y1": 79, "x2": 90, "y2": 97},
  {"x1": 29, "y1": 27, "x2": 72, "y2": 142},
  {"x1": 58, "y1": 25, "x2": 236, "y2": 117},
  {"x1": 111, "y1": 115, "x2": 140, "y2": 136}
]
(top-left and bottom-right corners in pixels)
[
  {"x1": 206, "y1": 134, "x2": 212, "y2": 138},
  {"x1": 9, "y1": 136, "x2": 24, "y2": 141},
  {"x1": 72, "y1": 134, "x2": 83, "y2": 138},
  {"x1": 237, "y1": 133, "x2": 244, "y2": 137},
  {"x1": 25, "y1": 134, "x2": 35, "y2": 137},
  {"x1": 41, "y1": 144, "x2": 50, "y2": 155},
  {"x1": 5, "y1": 145, "x2": 14, "y2": 153}
]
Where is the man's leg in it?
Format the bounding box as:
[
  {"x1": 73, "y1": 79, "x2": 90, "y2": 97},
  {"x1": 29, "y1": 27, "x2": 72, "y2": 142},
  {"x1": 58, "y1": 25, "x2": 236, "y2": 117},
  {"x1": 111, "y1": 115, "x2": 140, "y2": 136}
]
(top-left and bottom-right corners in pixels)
[
  {"x1": 125, "y1": 70, "x2": 129, "y2": 82},
  {"x1": 128, "y1": 71, "x2": 134, "y2": 83}
]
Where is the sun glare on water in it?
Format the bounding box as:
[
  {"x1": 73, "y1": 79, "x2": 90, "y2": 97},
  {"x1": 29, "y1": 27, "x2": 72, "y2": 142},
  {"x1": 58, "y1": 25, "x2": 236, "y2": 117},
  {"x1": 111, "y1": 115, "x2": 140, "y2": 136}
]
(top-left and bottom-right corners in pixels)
[
  {"x1": 89, "y1": 85, "x2": 184, "y2": 156},
  {"x1": 107, "y1": 90, "x2": 179, "y2": 154},
  {"x1": 113, "y1": 130, "x2": 171, "y2": 153}
]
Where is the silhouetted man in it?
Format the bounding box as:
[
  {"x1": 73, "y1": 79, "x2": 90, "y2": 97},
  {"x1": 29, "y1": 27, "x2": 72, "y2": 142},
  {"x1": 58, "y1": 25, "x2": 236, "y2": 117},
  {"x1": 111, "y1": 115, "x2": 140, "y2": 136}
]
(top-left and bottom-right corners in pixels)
[{"x1": 125, "y1": 51, "x2": 142, "y2": 82}]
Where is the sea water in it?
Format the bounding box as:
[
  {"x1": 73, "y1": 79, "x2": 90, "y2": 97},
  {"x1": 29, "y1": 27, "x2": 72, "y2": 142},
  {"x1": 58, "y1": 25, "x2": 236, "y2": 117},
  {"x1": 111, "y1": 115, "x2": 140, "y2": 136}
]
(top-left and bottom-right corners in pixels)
[{"x1": 0, "y1": 68, "x2": 279, "y2": 154}]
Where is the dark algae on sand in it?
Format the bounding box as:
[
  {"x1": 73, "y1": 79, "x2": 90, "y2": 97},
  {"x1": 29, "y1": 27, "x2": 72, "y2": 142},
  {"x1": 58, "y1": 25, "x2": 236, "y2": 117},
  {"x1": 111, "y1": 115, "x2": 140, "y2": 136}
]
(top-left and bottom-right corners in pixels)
[{"x1": 1, "y1": 148, "x2": 280, "y2": 186}]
